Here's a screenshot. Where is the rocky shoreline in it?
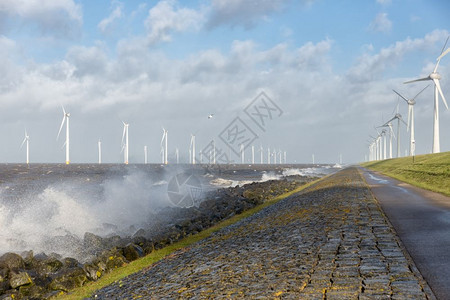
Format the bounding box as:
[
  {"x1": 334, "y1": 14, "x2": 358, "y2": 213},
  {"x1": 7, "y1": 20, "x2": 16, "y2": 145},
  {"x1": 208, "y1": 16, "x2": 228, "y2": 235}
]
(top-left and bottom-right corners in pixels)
[{"x1": 0, "y1": 175, "x2": 315, "y2": 299}]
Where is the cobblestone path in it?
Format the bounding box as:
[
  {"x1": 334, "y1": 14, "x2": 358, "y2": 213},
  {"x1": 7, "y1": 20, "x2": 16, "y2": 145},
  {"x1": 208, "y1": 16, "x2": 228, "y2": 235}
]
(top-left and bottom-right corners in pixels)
[{"x1": 90, "y1": 167, "x2": 434, "y2": 299}]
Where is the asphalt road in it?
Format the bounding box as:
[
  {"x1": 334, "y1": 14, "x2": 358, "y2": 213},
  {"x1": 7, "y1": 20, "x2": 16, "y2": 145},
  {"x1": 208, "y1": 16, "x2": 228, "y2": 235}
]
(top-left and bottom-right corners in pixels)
[{"x1": 361, "y1": 167, "x2": 450, "y2": 300}]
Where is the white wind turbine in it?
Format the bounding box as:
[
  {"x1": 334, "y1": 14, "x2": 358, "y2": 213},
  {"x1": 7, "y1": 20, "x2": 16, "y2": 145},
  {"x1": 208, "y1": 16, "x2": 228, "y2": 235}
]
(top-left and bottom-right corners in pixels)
[
  {"x1": 121, "y1": 122, "x2": 129, "y2": 164},
  {"x1": 404, "y1": 37, "x2": 449, "y2": 153},
  {"x1": 393, "y1": 85, "x2": 429, "y2": 156},
  {"x1": 384, "y1": 112, "x2": 406, "y2": 158},
  {"x1": 267, "y1": 147, "x2": 271, "y2": 164},
  {"x1": 240, "y1": 144, "x2": 245, "y2": 163},
  {"x1": 175, "y1": 148, "x2": 179, "y2": 164},
  {"x1": 161, "y1": 128, "x2": 168, "y2": 164},
  {"x1": 57, "y1": 106, "x2": 70, "y2": 164},
  {"x1": 20, "y1": 130, "x2": 30, "y2": 164}
]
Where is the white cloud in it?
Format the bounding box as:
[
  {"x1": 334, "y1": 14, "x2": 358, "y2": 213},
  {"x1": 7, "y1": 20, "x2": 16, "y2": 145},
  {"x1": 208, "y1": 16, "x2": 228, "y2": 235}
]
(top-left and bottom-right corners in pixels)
[
  {"x1": 348, "y1": 30, "x2": 449, "y2": 83},
  {"x1": 0, "y1": 0, "x2": 82, "y2": 36},
  {"x1": 98, "y1": 3, "x2": 123, "y2": 34},
  {"x1": 145, "y1": 0, "x2": 204, "y2": 45},
  {"x1": 206, "y1": 0, "x2": 286, "y2": 29},
  {"x1": 370, "y1": 12, "x2": 392, "y2": 33}
]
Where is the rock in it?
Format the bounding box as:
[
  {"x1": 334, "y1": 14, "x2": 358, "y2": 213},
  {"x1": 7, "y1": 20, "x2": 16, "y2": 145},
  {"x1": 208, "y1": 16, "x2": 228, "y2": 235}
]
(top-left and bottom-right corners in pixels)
[
  {"x1": 84, "y1": 264, "x2": 102, "y2": 281},
  {"x1": 63, "y1": 257, "x2": 81, "y2": 269},
  {"x1": 122, "y1": 244, "x2": 144, "y2": 262},
  {"x1": 0, "y1": 253, "x2": 25, "y2": 271},
  {"x1": 84, "y1": 232, "x2": 105, "y2": 250},
  {"x1": 49, "y1": 267, "x2": 87, "y2": 292},
  {"x1": 19, "y1": 284, "x2": 45, "y2": 299},
  {"x1": 9, "y1": 271, "x2": 32, "y2": 289},
  {"x1": 36, "y1": 257, "x2": 63, "y2": 276}
]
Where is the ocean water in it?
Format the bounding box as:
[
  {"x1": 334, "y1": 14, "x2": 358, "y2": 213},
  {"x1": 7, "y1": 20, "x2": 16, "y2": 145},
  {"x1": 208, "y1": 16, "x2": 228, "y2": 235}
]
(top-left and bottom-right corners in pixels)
[{"x1": 0, "y1": 163, "x2": 341, "y2": 258}]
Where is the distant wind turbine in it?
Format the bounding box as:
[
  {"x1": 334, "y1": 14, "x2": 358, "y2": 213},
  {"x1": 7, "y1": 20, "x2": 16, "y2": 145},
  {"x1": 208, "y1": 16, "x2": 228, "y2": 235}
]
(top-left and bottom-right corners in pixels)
[
  {"x1": 240, "y1": 144, "x2": 245, "y2": 164},
  {"x1": 393, "y1": 85, "x2": 429, "y2": 156},
  {"x1": 384, "y1": 112, "x2": 406, "y2": 158},
  {"x1": 251, "y1": 145, "x2": 255, "y2": 164},
  {"x1": 267, "y1": 147, "x2": 271, "y2": 164},
  {"x1": 190, "y1": 134, "x2": 196, "y2": 164},
  {"x1": 259, "y1": 145, "x2": 263, "y2": 164},
  {"x1": 121, "y1": 122, "x2": 129, "y2": 164},
  {"x1": 57, "y1": 106, "x2": 70, "y2": 165},
  {"x1": 175, "y1": 148, "x2": 179, "y2": 164},
  {"x1": 20, "y1": 130, "x2": 30, "y2": 164},
  {"x1": 404, "y1": 36, "x2": 449, "y2": 153}
]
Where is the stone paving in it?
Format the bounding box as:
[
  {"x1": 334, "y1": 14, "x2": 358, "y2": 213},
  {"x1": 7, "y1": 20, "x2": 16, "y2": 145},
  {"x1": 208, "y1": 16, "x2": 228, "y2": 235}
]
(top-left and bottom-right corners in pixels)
[{"x1": 89, "y1": 167, "x2": 434, "y2": 299}]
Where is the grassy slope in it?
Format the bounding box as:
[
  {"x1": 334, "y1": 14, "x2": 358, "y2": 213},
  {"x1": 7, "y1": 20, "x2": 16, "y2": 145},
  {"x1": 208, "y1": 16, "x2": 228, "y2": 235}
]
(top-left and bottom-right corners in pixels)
[
  {"x1": 57, "y1": 178, "x2": 322, "y2": 300},
  {"x1": 361, "y1": 151, "x2": 450, "y2": 197}
]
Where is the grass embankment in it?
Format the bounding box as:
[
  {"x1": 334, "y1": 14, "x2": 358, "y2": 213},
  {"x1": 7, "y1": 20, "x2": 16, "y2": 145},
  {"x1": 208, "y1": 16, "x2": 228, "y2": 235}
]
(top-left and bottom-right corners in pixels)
[
  {"x1": 58, "y1": 178, "x2": 322, "y2": 300},
  {"x1": 361, "y1": 151, "x2": 450, "y2": 197}
]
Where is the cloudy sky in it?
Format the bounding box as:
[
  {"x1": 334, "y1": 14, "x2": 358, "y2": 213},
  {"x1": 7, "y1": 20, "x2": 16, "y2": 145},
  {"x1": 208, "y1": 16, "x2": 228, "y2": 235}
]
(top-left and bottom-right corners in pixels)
[{"x1": 1, "y1": 0, "x2": 449, "y2": 164}]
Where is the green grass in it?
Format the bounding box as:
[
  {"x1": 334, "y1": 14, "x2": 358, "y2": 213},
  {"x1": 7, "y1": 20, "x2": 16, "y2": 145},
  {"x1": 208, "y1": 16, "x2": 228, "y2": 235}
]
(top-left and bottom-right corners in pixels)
[
  {"x1": 361, "y1": 151, "x2": 450, "y2": 197},
  {"x1": 57, "y1": 178, "x2": 322, "y2": 300}
]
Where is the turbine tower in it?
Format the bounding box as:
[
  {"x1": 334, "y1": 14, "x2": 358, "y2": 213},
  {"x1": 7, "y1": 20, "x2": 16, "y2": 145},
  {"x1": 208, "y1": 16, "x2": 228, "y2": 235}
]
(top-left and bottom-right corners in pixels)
[
  {"x1": 20, "y1": 130, "x2": 30, "y2": 164},
  {"x1": 144, "y1": 146, "x2": 148, "y2": 164},
  {"x1": 393, "y1": 85, "x2": 429, "y2": 156},
  {"x1": 267, "y1": 147, "x2": 271, "y2": 164},
  {"x1": 190, "y1": 134, "x2": 196, "y2": 164},
  {"x1": 121, "y1": 122, "x2": 129, "y2": 164},
  {"x1": 251, "y1": 145, "x2": 255, "y2": 164},
  {"x1": 240, "y1": 144, "x2": 245, "y2": 164},
  {"x1": 404, "y1": 37, "x2": 449, "y2": 153},
  {"x1": 57, "y1": 106, "x2": 70, "y2": 164},
  {"x1": 161, "y1": 128, "x2": 168, "y2": 164},
  {"x1": 259, "y1": 145, "x2": 263, "y2": 164}
]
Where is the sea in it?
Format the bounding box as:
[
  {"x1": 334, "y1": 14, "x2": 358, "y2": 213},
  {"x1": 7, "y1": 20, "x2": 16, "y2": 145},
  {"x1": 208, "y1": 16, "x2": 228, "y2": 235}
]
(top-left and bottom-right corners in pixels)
[{"x1": 0, "y1": 163, "x2": 342, "y2": 258}]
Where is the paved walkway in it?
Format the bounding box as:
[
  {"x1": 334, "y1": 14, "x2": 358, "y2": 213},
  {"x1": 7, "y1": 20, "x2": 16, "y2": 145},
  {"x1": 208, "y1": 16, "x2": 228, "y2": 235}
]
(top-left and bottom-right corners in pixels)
[
  {"x1": 361, "y1": 168, "x2": 450, "y2": 300},
  {"x1": 90, "y1": 168, "x2": 433, "y2": 299}
]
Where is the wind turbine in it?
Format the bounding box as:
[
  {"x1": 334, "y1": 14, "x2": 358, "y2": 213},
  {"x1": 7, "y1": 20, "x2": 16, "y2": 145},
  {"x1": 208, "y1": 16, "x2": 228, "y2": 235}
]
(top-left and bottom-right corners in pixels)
[
  {"x1": 284, "y1": 151, "x2": 286, "y2": 164},
  {"x1": 267, "y1": 147, "x2": 271, "y2": 164},
  {"x1": 57, "y1": 106, "x2": 70, "y2": 164},
  {"x1": 98, "y1": 140, "x2": 102, "y2": 164},
  {"x1": 240, "y1": 144, "x2": 245, "y2": 164},
  {"x1": 393, "y1": 85, "x2": 429, "y2": 156},
  {"x1": 20, "y1": 130, "x2": 30, "y2": 164},
  {"x1": 383, "y1": 112, "x2": 406, "y2": 158},
  {"x1": 404, "y1": 37, "x2": 449, "y2": 153},
  {"x1": 121, "y1": 122, "x2": 129, "y2": 164},
  {"x1": 175, "y1": 148, "x2": 179, "y2": 164},
  {"x1": 161, "y1": 128, "x2": 168, "y2": 164}
]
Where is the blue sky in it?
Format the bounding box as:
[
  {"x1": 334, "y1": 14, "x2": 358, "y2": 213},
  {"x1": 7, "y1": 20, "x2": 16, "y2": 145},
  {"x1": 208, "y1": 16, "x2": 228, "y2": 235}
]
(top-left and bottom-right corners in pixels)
[{"x1": 0, "y1": 0, "x2": 449, "y2": 164}]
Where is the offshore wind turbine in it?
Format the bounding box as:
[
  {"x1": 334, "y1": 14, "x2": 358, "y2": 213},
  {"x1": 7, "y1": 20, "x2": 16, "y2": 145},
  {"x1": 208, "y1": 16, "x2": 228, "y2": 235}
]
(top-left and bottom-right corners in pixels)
[
  {"x1": 404, "y1": 37, "x2": 449, "y2": 153},
  {"x1": 240, "y1": 144, "x2": 245, "y2": 164},
  {"x1": 175, "y1": 148, "x2": 179, "y2": 164},
  {"x1": 57, "y1": 106, "x2": 70, "y2": 164},
  {"x1": 259, "y1": 145, "x2": 263, "y2": 164},
  {"x1": 121, "y1": 122, "x2": 129, "y2": 164},
  {"x1": 267, "y1": 147, "x2": 271, "y2": 164},
  {"x1": 393, "y1": 85, "x2": 429, "y2": 156},
  {"x1": 20, "y1": 130, "x2": 30, "y2": 164}
]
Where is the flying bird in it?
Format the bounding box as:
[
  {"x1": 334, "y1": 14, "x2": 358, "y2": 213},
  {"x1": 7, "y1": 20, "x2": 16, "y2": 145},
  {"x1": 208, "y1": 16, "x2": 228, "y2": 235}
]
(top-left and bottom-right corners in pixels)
[{"x1": 208, "y1": 114, "x2": 214, "y2": 119}]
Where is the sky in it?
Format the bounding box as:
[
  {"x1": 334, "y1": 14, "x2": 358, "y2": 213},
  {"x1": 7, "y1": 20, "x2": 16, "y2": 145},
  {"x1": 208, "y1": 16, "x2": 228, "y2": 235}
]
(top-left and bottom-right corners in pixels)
[{"x1": 0, "y1": 0, "x2": 449, "y2": 164}]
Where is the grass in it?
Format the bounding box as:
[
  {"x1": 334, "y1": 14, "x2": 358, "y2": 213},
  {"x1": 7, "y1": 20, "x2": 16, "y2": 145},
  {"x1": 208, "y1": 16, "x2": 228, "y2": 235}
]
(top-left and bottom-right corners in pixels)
[
  {"x1": 57, "y1": 177, "x2": 322, "y2": 300},
  {"x1": 361, "y1": 151, "x2": 450, "y2": 197}
]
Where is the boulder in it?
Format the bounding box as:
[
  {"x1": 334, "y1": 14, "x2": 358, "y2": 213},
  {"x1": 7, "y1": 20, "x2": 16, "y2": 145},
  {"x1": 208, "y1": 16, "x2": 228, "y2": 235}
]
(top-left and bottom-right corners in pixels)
[
  {"x1": 48, "y1": 267, "x2": 87, "y2": 292},
  {"x1": 0, "y1": 253, "x2": 25, "y2": 271},
  {"x1": 122, "y1": 244, "x2": 144, "y2": 262},
  {"x1": 9, "y1": 271, "x2": 32, "y2": 289}
]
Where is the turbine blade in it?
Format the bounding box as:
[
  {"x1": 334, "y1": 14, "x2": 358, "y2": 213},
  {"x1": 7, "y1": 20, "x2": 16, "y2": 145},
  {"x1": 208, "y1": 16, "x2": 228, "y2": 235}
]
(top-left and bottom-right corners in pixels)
[
  {"x1": 412, "y1": 84, "x2": 430, "y2": 100},
  {"x1": 434, "y1": 79, "x2": 449, "y2": 109},
  {"x1": 404, "y1": 77, "x2": 430, "y2": 84},
  {"x1": 57, "y1": 116, "x2": 66, "y2": 140},
  {"x1": 122, "y1": 124, "x2": 126, "y2": 144},
  {"x1": 392, "y1": 90, "x2": 409, "y2": 102},
  {"x1": 20, "y1": 137, "x2": 27, "y2": 148},
  {"x1": 437, "y1": 48, "x2": 450, "y2": 61},
  {"x1": 61, "y1": 105, "x2": 66, "y2": 115}
]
